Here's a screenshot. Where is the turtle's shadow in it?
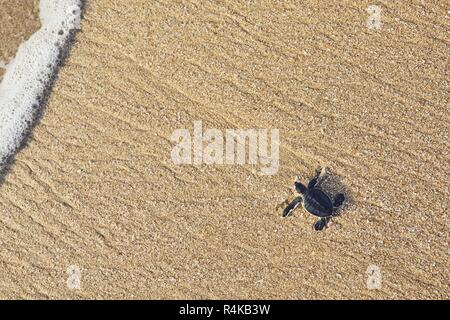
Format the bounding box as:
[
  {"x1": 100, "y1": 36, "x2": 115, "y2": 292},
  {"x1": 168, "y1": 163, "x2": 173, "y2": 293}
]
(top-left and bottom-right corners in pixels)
[{"x1": 315, "y1": 168, "x2": 352, "y2": 216}]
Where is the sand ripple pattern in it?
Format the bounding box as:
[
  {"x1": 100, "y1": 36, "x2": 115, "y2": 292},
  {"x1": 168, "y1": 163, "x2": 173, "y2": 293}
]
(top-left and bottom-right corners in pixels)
[{"x1": 0, "y1": 0, "x2": 448, "y2": 299}]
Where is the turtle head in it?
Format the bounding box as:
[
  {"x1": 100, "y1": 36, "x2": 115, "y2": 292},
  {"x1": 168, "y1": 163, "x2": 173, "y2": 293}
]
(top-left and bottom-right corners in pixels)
[{"x1": 294, "y1": 181, "x2": 307, "y2": 194}]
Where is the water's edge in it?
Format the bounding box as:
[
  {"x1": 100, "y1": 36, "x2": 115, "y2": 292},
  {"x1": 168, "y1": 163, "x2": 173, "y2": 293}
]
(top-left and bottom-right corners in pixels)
[{"x1": 0, "y1": 0, "x2": 85, "y2": 184}]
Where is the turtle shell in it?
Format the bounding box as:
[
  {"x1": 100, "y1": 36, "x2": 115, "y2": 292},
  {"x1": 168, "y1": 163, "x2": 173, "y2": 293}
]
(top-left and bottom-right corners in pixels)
[{"x1": 303, "y1": 188, "x2": 333, "y2": 217}]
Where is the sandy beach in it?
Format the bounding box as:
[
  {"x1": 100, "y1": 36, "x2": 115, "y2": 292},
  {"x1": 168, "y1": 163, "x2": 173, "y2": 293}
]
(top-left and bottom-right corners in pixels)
[{"x1": 0, "y1": 0, "x2": 448, "y2": 299}]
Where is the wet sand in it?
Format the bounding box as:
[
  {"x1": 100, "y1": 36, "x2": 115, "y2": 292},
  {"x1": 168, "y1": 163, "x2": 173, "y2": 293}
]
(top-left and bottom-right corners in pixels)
[
  {"x1": 0, "y1": 0, "x2": 448, "y2": 299},
  {"x1": 0, "y1": 0, "x2": 40, "y2": 79}
]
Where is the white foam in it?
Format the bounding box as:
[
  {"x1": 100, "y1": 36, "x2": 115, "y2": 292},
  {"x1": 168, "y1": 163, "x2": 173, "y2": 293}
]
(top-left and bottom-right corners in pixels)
[{"x1": 0, "y1": 0, "x2": 82, "y2": 171}]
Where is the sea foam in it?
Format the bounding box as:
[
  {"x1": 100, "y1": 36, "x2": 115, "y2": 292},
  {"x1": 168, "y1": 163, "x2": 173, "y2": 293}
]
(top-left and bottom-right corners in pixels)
[{"x1": 0, "y1": 0, "x2": 82, "y2": 173}]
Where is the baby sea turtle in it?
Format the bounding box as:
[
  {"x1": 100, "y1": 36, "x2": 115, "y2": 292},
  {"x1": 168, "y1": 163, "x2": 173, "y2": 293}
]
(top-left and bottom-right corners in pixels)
[{"x1": 283, "y1": 168, "x2": 345, "y2": 231}]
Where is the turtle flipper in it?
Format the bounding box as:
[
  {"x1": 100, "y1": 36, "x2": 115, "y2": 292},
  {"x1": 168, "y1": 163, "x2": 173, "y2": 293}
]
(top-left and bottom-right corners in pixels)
[
  {"x1": 313, "y1": 217, "x2": 330, "y2": 231},
  {"x1": 307, "y1": 177, "x2": 318, "y2": 190},
  {"x1": 282, "y1": 196, "x2": 302, "y2": 218},
  {"x1": 333, "y1": 193, "x2": 345, "y2": 207},
  {"x1": 308, "y1": 167, "x2": 325, "y2": 189}
]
